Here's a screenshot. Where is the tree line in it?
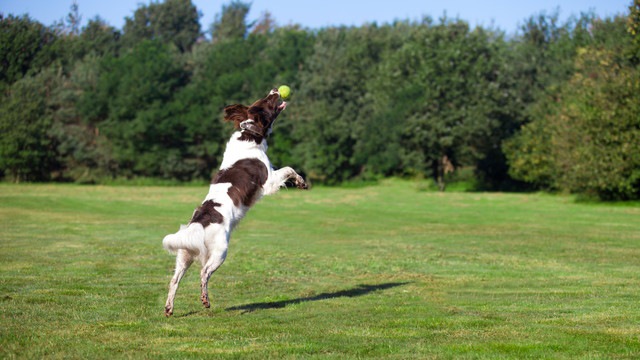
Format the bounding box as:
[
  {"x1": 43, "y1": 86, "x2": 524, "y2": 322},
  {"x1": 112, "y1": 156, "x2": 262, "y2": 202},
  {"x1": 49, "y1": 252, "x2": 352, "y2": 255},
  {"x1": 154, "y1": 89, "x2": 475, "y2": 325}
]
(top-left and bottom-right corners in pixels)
[{"x1": 1, "y1": 0, "x2": 639, "y2": 200}]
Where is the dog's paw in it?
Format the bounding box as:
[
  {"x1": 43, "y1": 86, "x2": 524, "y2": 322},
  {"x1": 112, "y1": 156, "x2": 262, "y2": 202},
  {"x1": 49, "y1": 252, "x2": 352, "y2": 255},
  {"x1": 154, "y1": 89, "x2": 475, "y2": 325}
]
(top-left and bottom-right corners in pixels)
[
  {"x1": 201, "y1": 293, "x2": 211, "y2": 308},
  {"x1": 296, "y1": 176, "x2": 309, "y2": 190},
  {"x1": 164, "y1": 305, "x2": 173, "y2": 317}
]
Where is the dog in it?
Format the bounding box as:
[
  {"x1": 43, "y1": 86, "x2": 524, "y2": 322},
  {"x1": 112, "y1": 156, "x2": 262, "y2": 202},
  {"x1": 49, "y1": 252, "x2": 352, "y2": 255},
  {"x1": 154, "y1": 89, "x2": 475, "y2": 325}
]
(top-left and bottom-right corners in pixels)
[{"x1": 162, "y1": 88, "x2": 308, "y2": 317}]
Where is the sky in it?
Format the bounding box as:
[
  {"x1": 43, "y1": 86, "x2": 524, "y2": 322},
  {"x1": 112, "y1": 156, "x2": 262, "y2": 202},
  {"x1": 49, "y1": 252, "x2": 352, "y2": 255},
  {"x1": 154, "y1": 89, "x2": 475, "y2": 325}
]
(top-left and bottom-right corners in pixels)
[{"x1": 1, "y1": 0, "x2": 632, "y2": 35}]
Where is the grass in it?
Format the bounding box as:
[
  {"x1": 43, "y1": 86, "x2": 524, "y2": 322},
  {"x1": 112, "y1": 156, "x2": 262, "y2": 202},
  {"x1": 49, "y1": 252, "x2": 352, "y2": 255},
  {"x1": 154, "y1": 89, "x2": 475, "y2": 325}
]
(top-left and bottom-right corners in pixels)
[{"x1": 1, "y1": 179, "x2": 639, "y2": 359}]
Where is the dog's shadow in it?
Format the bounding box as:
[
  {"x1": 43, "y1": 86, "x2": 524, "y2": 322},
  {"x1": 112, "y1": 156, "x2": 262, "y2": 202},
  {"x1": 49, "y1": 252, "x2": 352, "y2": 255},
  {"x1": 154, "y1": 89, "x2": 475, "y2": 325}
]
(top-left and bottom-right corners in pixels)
[{"x1": 225, "y1": 282, "x2": 410, "y2": 314}]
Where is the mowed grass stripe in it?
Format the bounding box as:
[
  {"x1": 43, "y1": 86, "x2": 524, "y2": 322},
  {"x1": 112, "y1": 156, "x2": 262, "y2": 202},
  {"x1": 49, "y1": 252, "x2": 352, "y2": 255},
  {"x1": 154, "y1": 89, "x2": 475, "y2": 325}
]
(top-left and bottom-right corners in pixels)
[{"x1": 1, "y1": 180, "x2": 639, "y2": 359}]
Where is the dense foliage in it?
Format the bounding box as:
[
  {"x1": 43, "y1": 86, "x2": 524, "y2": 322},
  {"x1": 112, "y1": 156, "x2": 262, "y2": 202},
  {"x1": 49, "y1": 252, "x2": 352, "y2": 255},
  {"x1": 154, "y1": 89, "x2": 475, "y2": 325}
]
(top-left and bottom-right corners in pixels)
[{"x1": 1, "y1": 0, "x2": 638, "y2": 199}]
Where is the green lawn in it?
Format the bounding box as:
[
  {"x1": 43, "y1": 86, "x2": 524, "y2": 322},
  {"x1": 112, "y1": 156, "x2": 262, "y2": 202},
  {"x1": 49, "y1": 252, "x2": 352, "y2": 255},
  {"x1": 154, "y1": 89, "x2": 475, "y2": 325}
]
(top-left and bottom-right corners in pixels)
[{"x1": 1, "y1": 180, "x2": 639, "y2": 359}]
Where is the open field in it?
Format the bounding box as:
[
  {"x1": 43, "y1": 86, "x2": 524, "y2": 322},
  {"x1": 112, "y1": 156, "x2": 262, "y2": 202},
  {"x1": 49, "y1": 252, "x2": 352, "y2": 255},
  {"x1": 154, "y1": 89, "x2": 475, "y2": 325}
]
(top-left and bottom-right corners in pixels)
[{"x1": 1, "y1": 180, "x2": 639, "y2": 359}]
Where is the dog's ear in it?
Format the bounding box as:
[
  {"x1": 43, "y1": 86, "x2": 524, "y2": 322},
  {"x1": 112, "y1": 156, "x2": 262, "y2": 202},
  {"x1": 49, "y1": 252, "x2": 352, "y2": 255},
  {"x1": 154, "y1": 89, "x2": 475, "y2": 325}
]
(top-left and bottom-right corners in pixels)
[{"x1": 223, "y1": 104, "x2": 249, "y2": 129}]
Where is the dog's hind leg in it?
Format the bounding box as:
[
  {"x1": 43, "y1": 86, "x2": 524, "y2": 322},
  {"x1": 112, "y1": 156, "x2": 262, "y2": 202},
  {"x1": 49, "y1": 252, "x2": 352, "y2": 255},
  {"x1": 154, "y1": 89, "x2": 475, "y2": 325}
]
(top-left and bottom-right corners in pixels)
[
  {"x1": 165, "y1": 249, "x2": 194, "y2": 317},
  {"x1": 200, "y1": 229, "x2": 229, "y2": 309}
]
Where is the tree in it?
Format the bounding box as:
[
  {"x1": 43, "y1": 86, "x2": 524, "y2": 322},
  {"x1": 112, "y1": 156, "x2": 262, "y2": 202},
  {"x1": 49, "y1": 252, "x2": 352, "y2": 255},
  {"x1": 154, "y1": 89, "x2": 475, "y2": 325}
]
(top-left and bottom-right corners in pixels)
[
  {"x1": 502, "y1": 112, "x2": 557, "y2": 188},
  {"x1": 295, "y1": 26, "x2": 388, "y2": 184},
  {"x1": 552, "y1": 48, "x2": 640, "y2": 199},
  {"x1": 210, "y1": 1, "x2": 251, "y2": 43},
  {"x1": 0, "y1": 70, "x2": 59, "y2": 181},
  {"x1": 627, "y1": 0, "x2": 640, "y2": 63},
  {"x1": 366, "y1": 19, "x2": 506, "y2": 190},
  {"x1": 506, "y1": 14, "x2": 640, "y2": 199},
  {"x1": 349, "y1": 22, "x2": 414, "y2": 180},
  {"x1": 0, "y1": 15, "x2": 58, "y2": 89},
  {"x1": 500, "y1": 12, "x2": 601, "y2": 191},
  {"x1": 46, "y1": 54, "x2": 120, "y2": 183},
  {"x1": 78, "y1": 17, "x2": 120, "y2": 58},
  {"x1": 505, "y1": 11, "x2": 595, "y2": 136},
  {"x1": 252, "y1": 11, "x2": 277, "y2": 35},
  {"x1": 80, "y1": 40, "x2": 189, "y2": 178},
  {"x1": 122, "y1": 0, "x2": 200, "y2": 52},
  {"x1": 65, "y1": 0, "x2": 82, "y2": 36}
]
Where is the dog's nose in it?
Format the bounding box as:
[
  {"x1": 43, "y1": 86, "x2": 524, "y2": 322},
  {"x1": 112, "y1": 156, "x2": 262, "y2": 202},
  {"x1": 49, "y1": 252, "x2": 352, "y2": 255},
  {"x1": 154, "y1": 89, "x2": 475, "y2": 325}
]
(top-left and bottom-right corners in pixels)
[{"x1": 270, "y1": 88, "x2": 279, "y2": 95}]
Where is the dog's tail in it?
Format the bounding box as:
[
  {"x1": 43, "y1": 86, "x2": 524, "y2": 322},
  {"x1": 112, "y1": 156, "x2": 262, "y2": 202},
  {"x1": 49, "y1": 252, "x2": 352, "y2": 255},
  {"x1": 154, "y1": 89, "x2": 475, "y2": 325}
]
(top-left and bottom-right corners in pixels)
[{"x1": 162, "y1": 223, "x2": 206, "y2": 255}]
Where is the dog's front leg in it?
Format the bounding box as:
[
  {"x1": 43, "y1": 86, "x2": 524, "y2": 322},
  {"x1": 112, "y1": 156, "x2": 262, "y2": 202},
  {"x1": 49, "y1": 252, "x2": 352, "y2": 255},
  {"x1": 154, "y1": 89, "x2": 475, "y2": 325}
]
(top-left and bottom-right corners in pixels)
[{"x1": 264, "y1": 167, "x2": 308, "y2": 195}]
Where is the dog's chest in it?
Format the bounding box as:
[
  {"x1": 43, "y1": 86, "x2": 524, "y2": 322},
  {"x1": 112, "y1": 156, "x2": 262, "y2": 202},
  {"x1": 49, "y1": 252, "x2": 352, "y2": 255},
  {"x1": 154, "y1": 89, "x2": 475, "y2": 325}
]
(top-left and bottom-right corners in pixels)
[{"x1": 219, "y1": 132, "x2": 271, "y2": 173}]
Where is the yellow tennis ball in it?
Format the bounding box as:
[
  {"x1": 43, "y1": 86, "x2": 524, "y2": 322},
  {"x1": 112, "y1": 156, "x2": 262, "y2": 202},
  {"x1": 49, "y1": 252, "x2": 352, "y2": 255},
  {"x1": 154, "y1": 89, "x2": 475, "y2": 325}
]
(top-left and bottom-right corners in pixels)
[{"x1": 278, "y1": 85, "x2": 291, "y2": 100}]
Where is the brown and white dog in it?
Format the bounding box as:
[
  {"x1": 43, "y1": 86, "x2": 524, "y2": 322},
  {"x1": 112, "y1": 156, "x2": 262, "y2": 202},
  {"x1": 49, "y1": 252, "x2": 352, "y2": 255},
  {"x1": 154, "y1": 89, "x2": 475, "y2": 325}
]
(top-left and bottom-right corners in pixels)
[{"x1": 162, "y1": 88, "x2": 308, "y2": 317}]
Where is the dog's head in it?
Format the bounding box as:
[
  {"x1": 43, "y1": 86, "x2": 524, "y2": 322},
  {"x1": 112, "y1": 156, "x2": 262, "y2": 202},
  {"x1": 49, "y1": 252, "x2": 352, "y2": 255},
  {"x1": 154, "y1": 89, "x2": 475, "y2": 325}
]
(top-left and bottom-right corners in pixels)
[{"x1": 223, "y1": 88, "x2": 287, "y2": 140}]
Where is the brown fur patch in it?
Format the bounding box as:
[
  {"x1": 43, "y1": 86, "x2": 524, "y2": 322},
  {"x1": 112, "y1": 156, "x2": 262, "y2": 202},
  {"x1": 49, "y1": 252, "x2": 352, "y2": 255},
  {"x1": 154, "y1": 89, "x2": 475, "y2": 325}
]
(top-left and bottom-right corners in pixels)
[
  {"x1": 212, "y1": 158, "x2": 269, "y2": 207},
  {"x1": 223, "y1": 104, "x2": 249, "y2": 128},
  {"x1": 190, "y1": 200, "x2": 224, "y2": 226}
]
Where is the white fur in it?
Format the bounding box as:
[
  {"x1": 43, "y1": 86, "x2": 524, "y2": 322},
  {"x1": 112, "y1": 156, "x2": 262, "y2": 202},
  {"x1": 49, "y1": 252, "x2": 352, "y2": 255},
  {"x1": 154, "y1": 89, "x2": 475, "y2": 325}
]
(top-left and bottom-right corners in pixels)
[
  {"x1": 219, "y1": 132, "x2": 269, "y2": 170},
  {"x1": 162, "y1": 223, "x2": 205, "y2": 256}
]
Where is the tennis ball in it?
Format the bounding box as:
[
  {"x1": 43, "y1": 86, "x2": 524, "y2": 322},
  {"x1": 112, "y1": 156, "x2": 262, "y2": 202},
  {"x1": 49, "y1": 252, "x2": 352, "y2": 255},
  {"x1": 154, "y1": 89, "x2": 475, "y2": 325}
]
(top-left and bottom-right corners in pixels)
[{"x1": 278, "y1": 85, "x2": 291, "y2": 100}]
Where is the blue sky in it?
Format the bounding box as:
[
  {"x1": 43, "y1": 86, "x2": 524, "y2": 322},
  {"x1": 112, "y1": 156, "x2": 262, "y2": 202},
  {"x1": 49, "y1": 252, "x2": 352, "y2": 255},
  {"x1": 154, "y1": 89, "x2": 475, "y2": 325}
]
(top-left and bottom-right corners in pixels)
[{"x1": 1, "y1": 0, "x2": 631, "y2": 34}]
